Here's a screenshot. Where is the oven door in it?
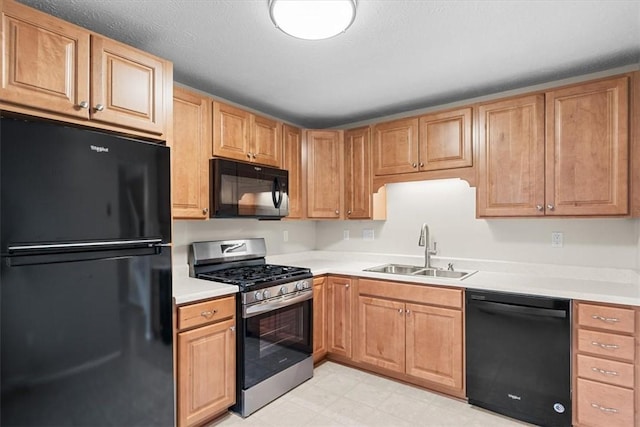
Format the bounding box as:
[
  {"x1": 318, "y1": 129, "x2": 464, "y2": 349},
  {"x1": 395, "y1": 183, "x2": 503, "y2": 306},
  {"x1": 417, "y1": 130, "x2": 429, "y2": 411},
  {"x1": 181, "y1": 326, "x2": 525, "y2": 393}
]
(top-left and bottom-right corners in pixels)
[{"x1": 239, "y1": 291, "x2": 312, "y2": 390}]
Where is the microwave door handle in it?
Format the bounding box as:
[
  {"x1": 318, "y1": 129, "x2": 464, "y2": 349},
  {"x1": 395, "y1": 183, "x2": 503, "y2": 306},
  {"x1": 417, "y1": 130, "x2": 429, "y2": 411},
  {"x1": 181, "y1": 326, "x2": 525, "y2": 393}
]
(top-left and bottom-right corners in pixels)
[{"x1": 272, "y1": 177, "x2": 283, "y2": 208}]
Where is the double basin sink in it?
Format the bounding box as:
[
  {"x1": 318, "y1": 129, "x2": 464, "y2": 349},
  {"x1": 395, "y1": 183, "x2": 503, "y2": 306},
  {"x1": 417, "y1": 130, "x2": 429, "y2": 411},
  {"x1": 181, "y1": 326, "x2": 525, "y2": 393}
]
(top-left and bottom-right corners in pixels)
[{"x1": 363, "y1": 263, "x2": 474, "y2": 280}]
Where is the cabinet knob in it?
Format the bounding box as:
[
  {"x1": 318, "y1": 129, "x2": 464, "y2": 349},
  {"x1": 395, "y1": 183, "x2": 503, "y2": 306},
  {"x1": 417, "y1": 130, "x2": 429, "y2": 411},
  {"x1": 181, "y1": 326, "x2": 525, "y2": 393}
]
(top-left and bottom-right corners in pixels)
[
  {"x1": 547, "y1": 204, "x2": 555, "y2": 211},
  {"x1": 246, "y1": 152, "x2": 251, "y2": 158},
  {"x1": 347, "y1": 210, "x2": 352, "y2": 215},
  {"x1": 252, "y1": 153, "x2": 257, "y2": 159},
  {"x1": 419, "y1": 163, "x2": 424, "y2": 168},
  {"x1": 78, "y1": 101, "x2": 89, "y2": 109},
  {"x1": 406, "y1": 309, "x2": 411, "y2": 316},
  {"x1": 398, "y1": 308, "x2": 403, "y2": 315},
  {"x1": 230, "y1": 326, "x2": 236, "y2": 332},
  {"x1": 345, "y1": 283, "x2": 350, "y2": 289},
  {"x1": 202, "y1": 208, "x2": 209, "y2": 215},
  {"x1": 94, "y1": 104, "x2": 105, "y2": 112},
  {"x1": 536, "y1": 204, "x2": 543, "y2": 211},
  {"x1": 412, "y1": 163, "x2": 417, "y2": 168},
  {"x1": 335, "y1": 210, "x2": 339, "y2": 215}
]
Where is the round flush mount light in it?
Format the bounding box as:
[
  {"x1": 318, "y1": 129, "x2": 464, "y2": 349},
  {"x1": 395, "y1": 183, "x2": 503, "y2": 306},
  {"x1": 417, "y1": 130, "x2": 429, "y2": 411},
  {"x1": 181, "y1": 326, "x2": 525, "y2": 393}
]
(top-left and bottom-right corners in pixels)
[{"x1": 269, "y1": 0, "x2": 357, "y2": 40}]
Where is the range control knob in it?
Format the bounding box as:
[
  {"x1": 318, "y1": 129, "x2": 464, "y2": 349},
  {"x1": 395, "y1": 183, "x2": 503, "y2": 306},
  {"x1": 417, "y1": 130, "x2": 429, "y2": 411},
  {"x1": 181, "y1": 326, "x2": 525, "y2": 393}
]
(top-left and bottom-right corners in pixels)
[
  {"x1": 280, "y1": 286, "x2": 288, "y2": 295},
  {"x1": 263, "y1": 290, "x2": 271, "y2": 299},
  {"x1": 254, "y1": 291, "x2": 263, "y2": 301},
  {"x1": 295, "y1": 282, "x2": 303, "y2": 291},
  {"x1": 301, "y1": 280, "x2": 310, "y2": 290}
]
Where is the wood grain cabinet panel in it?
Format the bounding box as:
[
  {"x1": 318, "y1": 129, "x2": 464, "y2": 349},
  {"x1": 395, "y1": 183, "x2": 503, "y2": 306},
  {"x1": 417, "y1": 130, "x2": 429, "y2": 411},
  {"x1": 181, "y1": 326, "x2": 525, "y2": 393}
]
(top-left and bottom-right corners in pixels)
[
  {"x1": 546, "y1": 77, "x2": 629, "y2": 216},
  {"x1": 327, "y1": 276, "x2": 352, "y2": 358},
  {"x1": 373, "y1": 117, "x2": 419, "y2": 175},
  {"x1": 172, "y1": 87, "x2": 211, "y2": 219},
  {"x1": 576, "y1": 378, "x2": 634, "y2": 427},
  {"x1": 251, "y1": 114, "x2": 281, "y2": 167},
  {"x1": 312, "y1": 276, "x2": 328, "y2": 362},
  {"x1": 357, "y1": 295, "x2": 405, "y2": 372},
  {"x1": 282, "y1": 124, "x2": 304, "y2": 219},
  {"x1": 577, "y1": 303, "x2": 636, "y2": 334},
  {"x1": 577, "y1": 329, "x2": 635, "y2": 362},
  {"x1": 306, "y1": 130, "x2": 343, "y2": 219},
  {"x1": 418, "y1": 107, "x2": 472, "y2": 171},
  {"x1": 212, "y1": 101, "x2": 251, "y2": 161},
  {"x1": 476, "y1": 95, "x2": 545, "y2": 217},
  {"x1": 344, "y1": 126, "x2": 372, "y2": 219}
]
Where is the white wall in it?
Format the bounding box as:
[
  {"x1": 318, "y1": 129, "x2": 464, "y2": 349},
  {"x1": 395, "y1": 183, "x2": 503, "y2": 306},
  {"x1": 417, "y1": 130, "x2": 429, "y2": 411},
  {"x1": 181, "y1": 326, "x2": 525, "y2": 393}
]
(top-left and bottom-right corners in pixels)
[
  {"x1": 316, "y1": 179, "x2": 640, "y2": 270},
  {"x1": 172, "y1": 219, "x2": 316, "y2": 268}
]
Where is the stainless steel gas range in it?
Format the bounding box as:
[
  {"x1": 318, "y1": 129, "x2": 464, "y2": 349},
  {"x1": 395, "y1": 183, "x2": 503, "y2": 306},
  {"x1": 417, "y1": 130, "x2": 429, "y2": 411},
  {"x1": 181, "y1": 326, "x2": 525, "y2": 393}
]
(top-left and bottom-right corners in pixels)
[{"x1": 188, "y1": 238, "x2": 313, "y2": 417}]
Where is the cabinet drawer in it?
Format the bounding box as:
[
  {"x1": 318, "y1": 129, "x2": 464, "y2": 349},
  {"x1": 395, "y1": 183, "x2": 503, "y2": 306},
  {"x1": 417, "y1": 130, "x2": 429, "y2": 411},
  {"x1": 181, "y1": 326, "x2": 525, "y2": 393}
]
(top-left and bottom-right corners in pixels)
[
  {"x1": 576, "y1": 378, "x2": 634, "y2": 427},
  {"x1": 178, "y1": 296, "x2": 235, "y2": 330},
  {"x1": 577, "y1": 303, "x2": 635, "y2": 334},
  {"x1": 577, "y1": 329, "x2": 635, "y2": 362},
  {"x1": 576, "y1": 354, "x2": 634, "y2": 388},
  {"x1": 358, "y1": 279, "x2": 462, "y2": 309}
]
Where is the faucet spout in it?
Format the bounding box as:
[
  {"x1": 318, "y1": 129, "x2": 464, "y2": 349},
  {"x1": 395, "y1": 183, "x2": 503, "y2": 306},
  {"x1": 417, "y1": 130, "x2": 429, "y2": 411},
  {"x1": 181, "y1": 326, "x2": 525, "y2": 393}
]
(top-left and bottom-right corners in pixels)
[{"x1": 418, "y1": 223, "x2": 437, "y2": 268}]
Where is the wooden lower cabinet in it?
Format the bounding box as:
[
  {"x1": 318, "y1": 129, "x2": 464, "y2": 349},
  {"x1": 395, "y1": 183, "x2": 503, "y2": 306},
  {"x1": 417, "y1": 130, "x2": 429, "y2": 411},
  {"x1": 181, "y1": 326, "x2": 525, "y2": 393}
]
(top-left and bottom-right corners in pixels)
[
  {"x1": 356, "y1": 279, "x2": 464, "y2": 395},
  {"x1": 327, "y1": 276, "x2": 353, "y2": 358},
  {"x1": 573, "y1": 300, "x2": 638, "y2": 427},
  {"x1": 176, "y1": 296, "x2": 236, "y2": 427},
  {"x1": 312, "y1": 276, "x2": 328, "y2": 362}
]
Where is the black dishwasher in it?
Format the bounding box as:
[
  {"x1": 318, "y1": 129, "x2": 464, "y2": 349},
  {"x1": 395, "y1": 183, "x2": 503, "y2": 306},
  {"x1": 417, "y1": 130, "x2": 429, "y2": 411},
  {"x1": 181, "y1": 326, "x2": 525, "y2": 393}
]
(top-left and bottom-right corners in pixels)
[{"x1": 466, "y1": 290, "x2": 571, "y2": 427}]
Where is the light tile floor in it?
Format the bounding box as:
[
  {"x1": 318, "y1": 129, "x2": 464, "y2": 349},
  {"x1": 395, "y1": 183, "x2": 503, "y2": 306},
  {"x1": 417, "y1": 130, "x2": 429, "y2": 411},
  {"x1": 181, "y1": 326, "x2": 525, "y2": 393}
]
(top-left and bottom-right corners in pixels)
[{"x1": 207, "y1": 361, "x2": 532, "y2": 427}]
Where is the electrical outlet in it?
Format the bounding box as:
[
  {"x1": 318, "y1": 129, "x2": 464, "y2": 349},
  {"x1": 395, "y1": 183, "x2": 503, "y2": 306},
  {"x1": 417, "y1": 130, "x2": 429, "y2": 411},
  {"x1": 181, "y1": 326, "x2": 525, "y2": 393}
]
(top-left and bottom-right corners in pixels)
[
  {"x1": 283, "y1": 230, "x2": 289, "y2": 242},
  {"x1": 551, "y1": 232, "x2": 563, "y2": 248},
  {"x1": 363, "y1": 229, "x2": 375, "y2": 241},
  {"x1": 343, "y1": 230, "x2": 350, "y2": 240}
]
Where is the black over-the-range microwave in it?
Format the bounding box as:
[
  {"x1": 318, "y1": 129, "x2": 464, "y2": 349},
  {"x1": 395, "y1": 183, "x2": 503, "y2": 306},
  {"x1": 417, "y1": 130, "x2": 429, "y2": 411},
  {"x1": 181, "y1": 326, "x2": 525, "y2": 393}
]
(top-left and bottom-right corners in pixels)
[{"x1": 210, "y1": 158, "x2": 289, "y2": 219}]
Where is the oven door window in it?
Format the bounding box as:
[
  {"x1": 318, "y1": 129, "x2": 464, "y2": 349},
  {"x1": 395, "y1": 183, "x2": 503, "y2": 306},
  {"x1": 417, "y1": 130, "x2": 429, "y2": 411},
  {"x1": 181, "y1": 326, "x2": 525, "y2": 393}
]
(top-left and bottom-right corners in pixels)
[{"x1": 241, "y1": 299, "x2": 311, "y2": 389}]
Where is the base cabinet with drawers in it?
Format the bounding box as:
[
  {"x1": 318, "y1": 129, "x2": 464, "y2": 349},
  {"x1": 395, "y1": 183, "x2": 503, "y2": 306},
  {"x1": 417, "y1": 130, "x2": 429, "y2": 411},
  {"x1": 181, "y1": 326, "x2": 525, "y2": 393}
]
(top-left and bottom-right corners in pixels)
[
  {"x1": 176, "y1": 295, "x2": 236, "y2": 427},
  {"x1": 573, "y1": 301, "x2": 638, "y2": 427}
]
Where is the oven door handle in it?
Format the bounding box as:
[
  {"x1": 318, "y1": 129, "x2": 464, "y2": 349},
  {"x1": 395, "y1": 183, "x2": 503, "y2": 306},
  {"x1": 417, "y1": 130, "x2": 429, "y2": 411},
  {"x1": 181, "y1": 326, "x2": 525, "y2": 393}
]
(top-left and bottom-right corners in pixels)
[{"x1": 243, "y1": 290, "x2": 312, "y2": 319}]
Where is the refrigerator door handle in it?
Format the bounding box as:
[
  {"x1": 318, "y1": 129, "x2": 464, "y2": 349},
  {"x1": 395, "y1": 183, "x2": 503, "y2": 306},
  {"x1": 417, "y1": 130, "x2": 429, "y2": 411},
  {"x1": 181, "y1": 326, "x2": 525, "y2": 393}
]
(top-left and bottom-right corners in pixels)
[{"x1": 8, "y1": 239, "x2": 163, "y2": 253}]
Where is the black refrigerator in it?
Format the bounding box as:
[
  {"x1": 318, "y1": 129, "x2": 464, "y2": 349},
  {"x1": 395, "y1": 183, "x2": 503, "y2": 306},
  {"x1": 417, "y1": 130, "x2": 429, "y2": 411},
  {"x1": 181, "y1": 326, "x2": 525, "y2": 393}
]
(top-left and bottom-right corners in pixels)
[{"x1": 0, "y1": 116, "x2": 174, "y2": 426}]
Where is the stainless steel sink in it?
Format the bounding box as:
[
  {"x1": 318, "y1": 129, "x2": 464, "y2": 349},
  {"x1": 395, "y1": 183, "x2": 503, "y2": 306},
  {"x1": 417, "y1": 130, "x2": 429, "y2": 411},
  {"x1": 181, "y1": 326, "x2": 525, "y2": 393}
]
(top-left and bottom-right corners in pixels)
[{"x1": 363, "y1": 263, "x2": 474, "y2": 280}]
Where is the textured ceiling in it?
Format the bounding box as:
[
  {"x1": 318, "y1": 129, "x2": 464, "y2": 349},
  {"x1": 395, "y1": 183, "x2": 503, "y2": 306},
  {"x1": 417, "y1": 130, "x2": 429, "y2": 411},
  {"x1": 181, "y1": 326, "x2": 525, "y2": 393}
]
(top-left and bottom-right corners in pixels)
[{"x1": 18, "y1": 0, "x2": 640, "y2": 128}]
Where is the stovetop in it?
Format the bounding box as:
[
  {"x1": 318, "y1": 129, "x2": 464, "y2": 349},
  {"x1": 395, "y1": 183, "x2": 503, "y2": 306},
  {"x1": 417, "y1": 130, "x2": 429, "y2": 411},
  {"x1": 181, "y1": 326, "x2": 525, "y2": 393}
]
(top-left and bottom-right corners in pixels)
[{"x1": 197, "y1": 263, "x2": 312, "y2": 290}]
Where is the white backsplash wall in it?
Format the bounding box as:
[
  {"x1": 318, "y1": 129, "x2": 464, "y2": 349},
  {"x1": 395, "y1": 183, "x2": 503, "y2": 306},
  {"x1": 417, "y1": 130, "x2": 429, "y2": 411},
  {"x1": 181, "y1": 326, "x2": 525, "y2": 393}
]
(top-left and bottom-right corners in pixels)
[
  {"x1": 316, "y1": 179, "x2": 640, "y2": 270},
  {"x1": 172, "y1": 219, "x2": 316, "y2": 268}
]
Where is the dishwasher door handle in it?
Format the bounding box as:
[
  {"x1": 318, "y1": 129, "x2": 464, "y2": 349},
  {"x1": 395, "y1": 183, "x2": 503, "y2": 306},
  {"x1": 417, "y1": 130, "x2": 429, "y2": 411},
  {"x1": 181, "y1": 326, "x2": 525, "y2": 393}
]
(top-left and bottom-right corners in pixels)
[{"x1": 471, "y1": 300, "x2": 568, "y2": 319}]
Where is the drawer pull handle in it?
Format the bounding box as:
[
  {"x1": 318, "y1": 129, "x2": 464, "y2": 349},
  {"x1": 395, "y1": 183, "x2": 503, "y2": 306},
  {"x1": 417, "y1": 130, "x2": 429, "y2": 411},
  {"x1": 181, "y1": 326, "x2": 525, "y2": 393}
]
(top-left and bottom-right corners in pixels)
[
  {"x1": 591, "y1": 341, "x2": 619, "y2": 350},
  {"x1": 201, "y1": 309, "x2": 218, "y2": 319},
  {"x1": 591, "y1": 367, "x2": 619, "y2": 376},
  {"x1": 591, "y1": 314, "x2": 620, "y2": 323},
  {"x1": 590, "y1": 403, "x2": 619, "y2": 414}
]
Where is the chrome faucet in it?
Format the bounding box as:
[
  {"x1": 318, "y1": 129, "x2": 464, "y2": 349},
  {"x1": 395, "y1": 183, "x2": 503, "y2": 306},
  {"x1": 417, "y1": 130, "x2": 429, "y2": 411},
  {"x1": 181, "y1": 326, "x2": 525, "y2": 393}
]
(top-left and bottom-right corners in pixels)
[{"x1": 418, "y1": 223, "x2": 437, "y2": 268}]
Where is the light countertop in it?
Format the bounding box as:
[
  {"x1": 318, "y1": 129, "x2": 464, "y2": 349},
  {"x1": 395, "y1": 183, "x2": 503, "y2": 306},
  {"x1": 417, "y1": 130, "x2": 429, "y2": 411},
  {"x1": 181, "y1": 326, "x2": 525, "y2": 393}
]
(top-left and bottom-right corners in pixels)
[{"x1": 172, "y1": 251, "x2": 640, "y2": 306}]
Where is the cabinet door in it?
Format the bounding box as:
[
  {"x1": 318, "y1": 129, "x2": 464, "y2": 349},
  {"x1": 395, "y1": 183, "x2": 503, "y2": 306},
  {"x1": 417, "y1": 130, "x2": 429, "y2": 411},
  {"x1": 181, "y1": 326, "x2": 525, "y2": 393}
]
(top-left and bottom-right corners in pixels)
[
  {"x1": 0, "y1": 0, "x2": 90, "y2": 118},
  {"x1": 344, "y1": 127, "x2": 372, "y2": 219},
  {"x1": 252, "y1": 114, "x2": 281, "y2": 167},
  {"x1": 312, "y1": 276, "x2": 328, "y2": 362},
  {"x1": 546, "y1": 77, "x2": 629, "y2": 216},
  {"x1": 405, "y1": 303, "x2": 463, "y2": 390},
  {"x1": 91, "y1": 35, "x2": 165, "y2": 135},
  {"x1": 172, "y1": 87, "x2": 211, "y2": 219},
  {"x1": 282, "y1": 124, "x2": 304, "y2": 219},
  {"x1": 373, "y1": 117, "x2": 419, "y2": 175},
  {"x1": 327, "y1": 276, "x2": 352, "y2": 358},
  {"x1": 306, "y1": 130, "x2": 343, "y2": 218},
  {"x1": 477, "y1": 95, "x2": 545, "y2": 216},
  {"x1": 212, "y1": 101, "x2": 251, "y2": 161},
  {"x1": 177, "y1": 318, "x2": 235, "y2": 427},
  {"x1": 418, "y1": 107, "x2": 472, "y2": 171},
  {"x1": 357, "y1": 296, "x2": 405, "y2": 373}
]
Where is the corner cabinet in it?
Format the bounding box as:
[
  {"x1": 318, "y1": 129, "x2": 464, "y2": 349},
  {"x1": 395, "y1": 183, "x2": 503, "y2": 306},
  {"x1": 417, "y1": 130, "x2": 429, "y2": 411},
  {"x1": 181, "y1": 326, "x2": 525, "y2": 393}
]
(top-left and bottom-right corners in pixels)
[
  {"x1": 312, "y1": 276, "x2": 328, "y2": 362},
  {"x1": 305, "y1": 130, "x2": 343, "y2": 219},
  {"x1": 327, "y1": 276, "x2": 353, "y2": 359},
  {"x1": 172, "y1": 87, "x2": 211, "y2": 219},
  {"x1": 356, "y1": 279, "x2": 464, "y2": 396},
  {"x1": 477, "y1": 76, "x2": 629, "y2": 217},
  {"x1": 212, "y1": 101, "x2": 282, "y2": 168},
  {"x1": 176, "y1": 296, "x2": 236, "y2": 427},
  {"x1": 1, "y1": 0, "x2": 170, "y2": 138}
]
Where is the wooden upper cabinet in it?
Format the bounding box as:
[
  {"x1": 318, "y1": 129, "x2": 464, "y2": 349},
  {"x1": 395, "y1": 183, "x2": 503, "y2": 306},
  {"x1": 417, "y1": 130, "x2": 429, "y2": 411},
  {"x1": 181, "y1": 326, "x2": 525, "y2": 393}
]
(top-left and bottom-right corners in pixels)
[
  {"x1": 0, "y1": 0, "x2": 169, "y2": 137},
  {"x1": 546, "y1": 77, "x2": 629, "y2": 216},
  {"x1": 212, "y1": 101, "x2": 282, "y2": 167},
  {"x1": 212, "y1": 101, "x2": 251, "y2": 161},
  {"x1": 418, "y1": 107, "x2": 472, "y2": 171},
  {"x1": 373, "y1": 117, "x2": 419, "y2": 175},
  {"x1": 0, "y1": 0, "x2": 90, "y2": 118},
  {"x1": 172, "y1": 87, "x2": 211, "y2": 219},
  {"x1": 477, "y1": 94, "x2": 545, "y2": 217},
  {"x1": 282, "y1": 124, "x2": 304, "y2": 219},
  {"x1": 251, "y1": 114, "x2": 281, "y2": 167},
  {"x1": 344, "y1": 126, "x2": 371, "y2": 219},
  {"x1": 305, "y1": 129, "x2": 343, "y2": 219},
  {"x1": 90, "y1": 35, "x2": 165, "y2": 135}
]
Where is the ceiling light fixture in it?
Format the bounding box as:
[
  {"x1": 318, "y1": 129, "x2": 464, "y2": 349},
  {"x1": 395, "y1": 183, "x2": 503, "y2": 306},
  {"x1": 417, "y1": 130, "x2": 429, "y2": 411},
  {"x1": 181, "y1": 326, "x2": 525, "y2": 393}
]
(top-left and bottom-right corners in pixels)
[{"x1": 269, "y1": 0, "x2": 357, "y2": 41}]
